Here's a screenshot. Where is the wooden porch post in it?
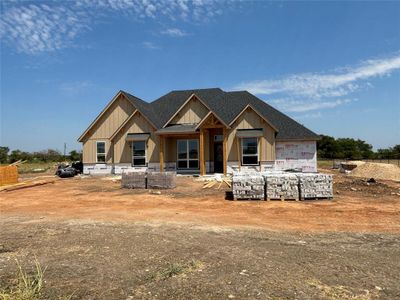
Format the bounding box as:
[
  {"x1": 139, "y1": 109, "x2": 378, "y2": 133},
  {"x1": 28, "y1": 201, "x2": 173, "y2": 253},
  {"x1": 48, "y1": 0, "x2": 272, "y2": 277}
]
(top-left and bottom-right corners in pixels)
[
  {"x1": 199, "y1": 129, "x2": 205, "y2": 176},
  {"x1": 236, "y1": 136, "x2": 241, "y2": 172},
  {"x1": 223, "y1": 127, "x2": 227, "y2": 176},
  {"x1": 159, "y1": 135, "x2": 164, "y2": 172}
]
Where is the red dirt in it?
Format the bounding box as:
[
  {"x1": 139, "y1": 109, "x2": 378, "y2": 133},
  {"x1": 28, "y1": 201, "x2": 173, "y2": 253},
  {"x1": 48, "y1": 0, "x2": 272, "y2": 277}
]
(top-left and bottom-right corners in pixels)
[{"x1": 1, "y1": 173, "x2": 400, "y2": 233}]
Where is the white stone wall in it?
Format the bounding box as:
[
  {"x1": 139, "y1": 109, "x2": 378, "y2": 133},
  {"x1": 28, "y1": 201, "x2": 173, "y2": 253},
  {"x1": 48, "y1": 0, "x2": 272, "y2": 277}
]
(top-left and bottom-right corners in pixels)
[
  {"x1": 275, "y1": 141, "x2": 317, "y2": 172},
  {"x1": 83, "y1": 164, "x2": 113, "y2": 175}
]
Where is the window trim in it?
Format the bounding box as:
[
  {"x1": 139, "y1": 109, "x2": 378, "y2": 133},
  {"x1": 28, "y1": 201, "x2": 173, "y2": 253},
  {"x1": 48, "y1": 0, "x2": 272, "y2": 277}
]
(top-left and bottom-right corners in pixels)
[
  {"x1": 177, "y1": 139, "x2": 199, "y2": 170},
  {"x1": 241, "y1": 137, "x2": 259, "y2": 166},
  {"x1": 96, "y1": 141, "x2": 106, "y2": 163},
  {"x1": 131, "y1": 140, "x2": 147, "y2": 167}
]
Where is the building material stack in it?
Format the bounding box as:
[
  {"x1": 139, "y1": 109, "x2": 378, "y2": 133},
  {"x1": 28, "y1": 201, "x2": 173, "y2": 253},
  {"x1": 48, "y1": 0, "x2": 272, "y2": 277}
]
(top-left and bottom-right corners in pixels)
[
  {"x1": 232, "y1": 173, "x2": 264, "y2": 200},
  {"x1": 264, "y1": 173, "x2": 299, "y2": 200},
  {"x1": 297, "y1": 173, "x2": 333, "y2": 200},
  {"x1": 147, "y1": 171, "x2": 176, "y2": 189},
  {"x1": 121, "y1": 172, "x2": 146, "y2": 189}
]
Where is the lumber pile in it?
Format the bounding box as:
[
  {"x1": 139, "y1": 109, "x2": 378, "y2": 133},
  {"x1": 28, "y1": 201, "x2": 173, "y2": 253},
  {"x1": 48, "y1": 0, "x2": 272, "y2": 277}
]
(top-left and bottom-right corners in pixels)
[
  {"x1": 0, "y1": 177, "x2": 58, "y2": 192},
  {"x1": 147, "y1": 171, "x2": 176, "y2": 189},
  {"x1": 0, "y1": 165, "x2": 18, "y2": 186},
  {"x1": 297, "y1": 173, "x2": 333, "y2": 200},
  {"x1": 232, "y1": 173, "x2": 264, "y2": 200},
  {"x1": 264, "y1": 173, "x2": 299, "y2": 200},
  {"x1": 121, "y1": 172, "x2": 146, "y2": 189},
  {"x1": 200, "y1": 174, "x2": 232, "y2": 189}
]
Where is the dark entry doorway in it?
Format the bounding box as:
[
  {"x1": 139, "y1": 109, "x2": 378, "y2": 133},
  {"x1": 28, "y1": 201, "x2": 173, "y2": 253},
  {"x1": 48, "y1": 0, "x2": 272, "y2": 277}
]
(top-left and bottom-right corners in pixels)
[{"x1": 214, "y1": 142, "x2": 223, "y2": 173}]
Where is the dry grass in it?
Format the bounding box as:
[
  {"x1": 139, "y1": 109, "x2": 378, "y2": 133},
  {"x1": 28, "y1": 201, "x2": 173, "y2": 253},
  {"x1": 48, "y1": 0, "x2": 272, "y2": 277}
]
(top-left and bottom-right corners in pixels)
[
  {"x1": 0, "y1": 259, "x2": 45, "y2": 300},
  {"x1": 0, "y1": 259, "x2": 73, "y2": 300},
  {"x1": 307, "y1": 279, "x2": 381, "y2": 300},
  {"x1": 148, "y1": 260, "x2": 204, "y2": 281}
]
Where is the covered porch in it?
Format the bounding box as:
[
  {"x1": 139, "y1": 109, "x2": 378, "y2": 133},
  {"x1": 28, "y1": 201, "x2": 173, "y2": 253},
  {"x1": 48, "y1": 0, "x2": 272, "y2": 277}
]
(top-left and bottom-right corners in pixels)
[{"x1": 156, "y1": 113, "x2": 228, "y2": 175}]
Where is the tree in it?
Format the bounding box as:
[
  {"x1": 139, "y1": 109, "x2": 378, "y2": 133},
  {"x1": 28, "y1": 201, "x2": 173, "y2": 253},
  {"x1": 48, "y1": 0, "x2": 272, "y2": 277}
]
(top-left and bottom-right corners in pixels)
[
  {"x1": 69, "y1": 150, "x2": 82, "y2": 161},
  {"x1": 0, "y1": 146, "x2": 9, "y2": 163}
]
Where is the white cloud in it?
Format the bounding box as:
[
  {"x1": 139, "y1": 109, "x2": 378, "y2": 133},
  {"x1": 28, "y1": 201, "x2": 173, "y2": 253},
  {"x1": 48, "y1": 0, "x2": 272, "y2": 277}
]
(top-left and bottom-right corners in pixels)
[
  {"x1": 235, "y1": 54, "x2": 400, "y2": 112},
  {"x1": 294, "y1": 112, "x2": 323, "y2": 119},
  {"x1": 0, "y1": 4, "x2": 89, "y2": 54},
  {"x1": 161, "y1": 28, "x2": 187, "y2": 37},
  {"x1": 235, "y1": 55, "x2": 400, "y2": 99},
  {"x1": 271, "y1": 98, "x2": 353, "y2": 112},
  {"x1": 0, "y1": 0, "x2": 227, "y2": 54},
  {"x1": 142, "y1": 41, "x2": 160, "y2": 50}
]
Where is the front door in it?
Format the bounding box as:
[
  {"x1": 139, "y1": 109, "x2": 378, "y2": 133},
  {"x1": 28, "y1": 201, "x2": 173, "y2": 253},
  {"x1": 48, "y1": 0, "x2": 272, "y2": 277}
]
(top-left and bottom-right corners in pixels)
[{"x1": 214, "y1": 142, "x2": 223, "y2": 173}]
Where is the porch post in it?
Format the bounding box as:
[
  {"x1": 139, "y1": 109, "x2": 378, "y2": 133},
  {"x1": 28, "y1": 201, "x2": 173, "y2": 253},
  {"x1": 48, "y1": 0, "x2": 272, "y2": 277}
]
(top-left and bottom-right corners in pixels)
[
  {"x1": 200, "y1": 129, "x2": 205, "y2": 175},
  {"x1": 223, "y1": 127, "x2": 227, "y2": 176},
  {"x1": 159, "y1": 135, "x2": 164, "y2": 172}
]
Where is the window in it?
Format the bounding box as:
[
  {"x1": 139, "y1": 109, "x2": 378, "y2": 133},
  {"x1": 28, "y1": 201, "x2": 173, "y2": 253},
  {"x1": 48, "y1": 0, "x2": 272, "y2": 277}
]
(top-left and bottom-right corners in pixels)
[
  {"x1": 177, "y1": 139, "x2": 199, "y2": 169},
  {"x1": 241, "y1": 138, "x2": 258, "y2": 165},
  {"x1": 96, "y1": 141, "x2": 106, "y2": 163},
  {"x1": 132, "y1": 141, "x2": 146, "y2": 166}
]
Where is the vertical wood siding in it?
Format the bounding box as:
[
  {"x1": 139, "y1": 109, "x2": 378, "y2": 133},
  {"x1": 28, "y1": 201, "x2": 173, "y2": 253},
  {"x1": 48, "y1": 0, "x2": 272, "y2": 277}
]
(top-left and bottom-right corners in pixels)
[
  {"x1": 113, "y1": 112, "x2": 158, "y2": 164},
  {"x1": 170, "y1": 97, "x2": 209, "y2": 125},
  {"x1": 82, "y1": 95, "x2": 135, "y2": 163},
  {"x1": 227, "y1": 108, "x2": 276, "y2": 162}
]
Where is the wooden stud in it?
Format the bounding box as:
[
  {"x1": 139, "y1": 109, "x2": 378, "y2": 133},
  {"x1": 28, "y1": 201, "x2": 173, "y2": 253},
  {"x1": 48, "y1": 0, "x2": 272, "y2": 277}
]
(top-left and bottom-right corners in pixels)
[
  {"x1": 159, "y1": 135, "x2": 164, "y2": 172},
  {"x1": 199, "y1": 129, "x2": 205, "y2": 176},
  {"x1": 236, "y1": 136, "x2": 241, "y2": 172},
  {"x1": 223, "y1": 127, "x2": 228, "y2": 176}
]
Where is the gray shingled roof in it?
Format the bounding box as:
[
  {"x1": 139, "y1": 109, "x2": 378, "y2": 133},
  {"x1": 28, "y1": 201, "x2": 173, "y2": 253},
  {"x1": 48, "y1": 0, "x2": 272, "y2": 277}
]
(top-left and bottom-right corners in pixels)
[
  {"x1": 120, "y1": 88, "x2": 320, "y2": 140},
  {"x1": 155, "y1": 124, "x2": 197, "y2": 134}
]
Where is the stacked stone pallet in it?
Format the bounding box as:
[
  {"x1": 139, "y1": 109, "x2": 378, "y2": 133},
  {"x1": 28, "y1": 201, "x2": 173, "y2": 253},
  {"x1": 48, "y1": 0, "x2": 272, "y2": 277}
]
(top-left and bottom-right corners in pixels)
[
  {"x1": 232, "y1": 173, "x2": 264, "y2": 200},
  {"x1": 121, "y1": 172, "x2": 146, "y2": 189},
  {"x1": 297, "y1": 173, "x2": 333, "y2": 200},
  {"x1": 264, "y1": 173, "x2": 299, "y2": 200},
  {"x1": 147, "y1": 171, "x2": 176, "y2": 189}
]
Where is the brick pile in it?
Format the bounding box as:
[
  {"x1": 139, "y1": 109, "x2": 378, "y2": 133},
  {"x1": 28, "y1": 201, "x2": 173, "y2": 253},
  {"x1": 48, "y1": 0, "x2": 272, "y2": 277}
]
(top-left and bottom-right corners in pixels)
[
  {"x1": 297, "y1": 173, "x2": 333, "y2": 200},
  {"x1": 147, "y1": 171, "x2": 176, "y2": 189},
  {"x1": 264, "y1": 173, "x2": 299, "y2": 200},
  {"x1": 232, "y1": 173, "x2": 264, "y2": 200},
  {"x1": 121, "y1": 172, "x2": 146, "y2": 189}
]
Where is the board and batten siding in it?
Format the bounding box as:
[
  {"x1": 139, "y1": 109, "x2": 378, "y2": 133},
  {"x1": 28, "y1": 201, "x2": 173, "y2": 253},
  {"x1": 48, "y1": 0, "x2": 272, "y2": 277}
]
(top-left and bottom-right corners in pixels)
[
  {"x1": 169, "y1": 97, "x2": 209, "y2": 125},
  {"x1": 226, "y1": 108, "x2": 276, "y2": 162},
  {"x1": 82, "y1": 95, "x2": 135, "y2": 163},
  {"x1": 113, "y1": 112, "x2": 159, "y2": 164}
]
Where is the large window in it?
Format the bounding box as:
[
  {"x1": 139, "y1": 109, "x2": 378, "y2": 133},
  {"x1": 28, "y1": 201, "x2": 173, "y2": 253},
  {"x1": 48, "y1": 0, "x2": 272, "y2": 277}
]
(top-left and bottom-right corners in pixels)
[
  {"x1": 177, "y1": 139, "x2": 199, "y2": 169},
  {"x1": 241, "y1": 138, "x2": 258, "y2": 165},
  {"x1": 96, "y1": 141, "x2": 106, "y2": 163},
  {"x1": 132, "y1": 141, "x2": 146, "y2": 166}
]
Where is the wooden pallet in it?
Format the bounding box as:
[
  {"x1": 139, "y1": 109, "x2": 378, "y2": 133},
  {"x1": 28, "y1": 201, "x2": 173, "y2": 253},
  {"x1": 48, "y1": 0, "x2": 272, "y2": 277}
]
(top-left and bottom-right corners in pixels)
[
  {"x1": 265, "y1": 196, "x2": 299, "y2": 201},
  {"x1": 300, "y1": 197, "x2": 333, "y2": 201}
]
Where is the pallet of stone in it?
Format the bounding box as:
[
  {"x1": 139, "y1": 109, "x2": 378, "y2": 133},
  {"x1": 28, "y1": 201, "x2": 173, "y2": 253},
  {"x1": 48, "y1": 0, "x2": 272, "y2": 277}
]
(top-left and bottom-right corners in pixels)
[
  {"x1": 147, "y1": 171, "x2": 176, "y2": 189},
  {"x1": 121, "y1": 172, "x2": 146, "y2": 189},
  {"x1": 263, "y1": 173, "x2": 299, "y2": 201},
  {"x1": 232, "y1": 173, "x2": 264, "y2": 200},
  {"x1": 297, "y1": 173, "x2": 333, "y2": 200}
]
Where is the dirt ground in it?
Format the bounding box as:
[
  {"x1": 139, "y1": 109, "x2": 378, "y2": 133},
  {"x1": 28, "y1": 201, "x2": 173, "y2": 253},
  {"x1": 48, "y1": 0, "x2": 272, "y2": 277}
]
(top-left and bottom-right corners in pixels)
[{"x1": 1, "y1": 170, "x2": 400, "y2": 299}]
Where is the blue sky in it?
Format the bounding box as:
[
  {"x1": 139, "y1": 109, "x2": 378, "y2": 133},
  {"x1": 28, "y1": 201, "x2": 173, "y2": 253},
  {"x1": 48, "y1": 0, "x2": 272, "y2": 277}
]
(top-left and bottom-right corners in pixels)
[{"x1": 1, "y1": 0, "x2": 399, "y2": 152}]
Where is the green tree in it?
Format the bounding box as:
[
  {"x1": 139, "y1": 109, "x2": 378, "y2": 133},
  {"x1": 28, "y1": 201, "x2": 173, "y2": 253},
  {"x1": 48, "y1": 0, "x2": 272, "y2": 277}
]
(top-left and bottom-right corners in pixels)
[
  {"x1": 69, "y1": 150, "x2": 81, "y2": 161},
  {"x1": 0, "y1": 146, "x2": 9, "y2": 163}
]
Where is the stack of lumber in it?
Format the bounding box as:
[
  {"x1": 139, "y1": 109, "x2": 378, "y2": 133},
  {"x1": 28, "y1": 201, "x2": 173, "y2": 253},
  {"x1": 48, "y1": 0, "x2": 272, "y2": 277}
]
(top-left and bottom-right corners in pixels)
[
  {"x1": 0, "y1": 165, "x2": 18, "y2": 186},
  {"x1": 201, "y1": 174, "x2": 232, "y2": 189},
  {"x1": 147, "y1": 171, "x2": 176, "y2": 189},
  {"x1": 297, "y1": 173, "x2": 333, "y2": 200},
  {"x1": 232, "y1": 173, "x2": 264, "y2": 200},
  {"x1": 264, "y1": 173, "x2": 299, "y2": 200},
  {"x1": 121, "y1": 172, "x2": 146, "y2": 189},
  {"x1": 0, "y1": 176, "x2": 58, "y2": 192}
]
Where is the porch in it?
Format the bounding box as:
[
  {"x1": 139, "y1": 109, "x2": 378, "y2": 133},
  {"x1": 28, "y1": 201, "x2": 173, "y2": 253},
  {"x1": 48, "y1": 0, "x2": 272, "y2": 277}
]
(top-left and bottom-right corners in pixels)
[{"x1": 157, "y1": 114, "x2": 228, "y2": 175}]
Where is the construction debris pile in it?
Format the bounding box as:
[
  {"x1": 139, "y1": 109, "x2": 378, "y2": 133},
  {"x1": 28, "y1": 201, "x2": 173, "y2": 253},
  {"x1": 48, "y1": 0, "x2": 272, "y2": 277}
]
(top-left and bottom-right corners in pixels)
[
  {"x1": 121, "y1": 171, "x2": 176, "y2": 189},
  {"x1": 298, "y1": 173, "x2": 333, "y2": 200},
  {"x1": 232, "y1": 173, "x2": 264, "y2": 200},
  {"x1": 264, "y1": 173, "x2": 299, "y2": 200},
  {"x1": 232, "y1": 171, "x2": 333, "y2": 201}
]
